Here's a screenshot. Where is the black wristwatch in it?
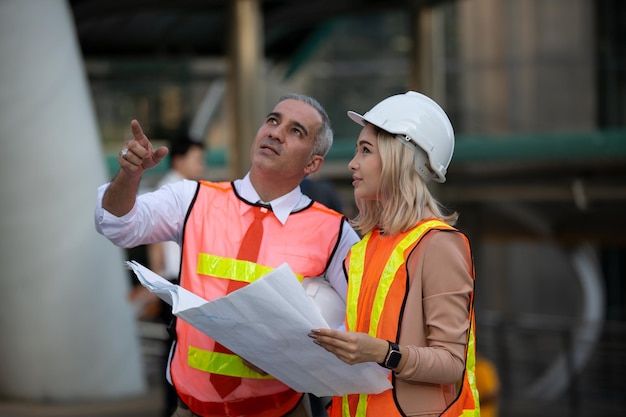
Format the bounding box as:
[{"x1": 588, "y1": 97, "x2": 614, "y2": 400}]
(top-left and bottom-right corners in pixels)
[{"x1": 379, "y1": 341, "x2": 402, "y2": 369}]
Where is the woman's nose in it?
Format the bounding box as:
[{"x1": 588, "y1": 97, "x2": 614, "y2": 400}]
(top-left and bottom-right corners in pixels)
[{"x1": 348, "y1": 156, "x2": 357, "y2": 171}]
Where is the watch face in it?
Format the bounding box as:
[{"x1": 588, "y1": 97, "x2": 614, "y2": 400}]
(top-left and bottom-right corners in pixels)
[{"x1": 387, "y1": 350, "x2": 401, "y2": 368}]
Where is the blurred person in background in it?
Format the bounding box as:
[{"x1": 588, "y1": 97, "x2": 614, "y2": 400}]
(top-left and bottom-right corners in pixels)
[
  {"x1": 131, "y1": 135, "x2": 207, "y2": 322},
  {"x1": 147, "y1": 134, "x2": 207, "y2": 288},
  {"x1": 309, "y1": 91, "x2": 480, "y2": 417},
  {"x1": 300, "y1": 173, "x2": 346, "y2": 215},
  {"x1": 95, "y1": 93, "x2": 360, "y2": 417},
  {"x1": 144, "y1": 133, "x2": 206, "y2": 417}
]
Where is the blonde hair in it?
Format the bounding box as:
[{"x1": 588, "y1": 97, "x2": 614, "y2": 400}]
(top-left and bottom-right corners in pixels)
[{"x1": 350, "y1": 129, "x2": 458, "y2": 235}]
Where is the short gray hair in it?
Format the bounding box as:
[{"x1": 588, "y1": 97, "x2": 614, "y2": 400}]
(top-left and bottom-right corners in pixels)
[{"x1": 278, "y1": 93, "x2": 333, "y2": 157}]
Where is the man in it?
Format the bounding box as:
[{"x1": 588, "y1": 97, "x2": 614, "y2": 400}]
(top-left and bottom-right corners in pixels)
[{"x1": 95, "y1": 94, "x2": 360, "y2": 417}]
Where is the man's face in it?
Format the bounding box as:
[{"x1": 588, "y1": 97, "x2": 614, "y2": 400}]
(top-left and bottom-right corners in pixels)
[{"x1": 250, "y1": 98, "x2": 322, "y2": 182}]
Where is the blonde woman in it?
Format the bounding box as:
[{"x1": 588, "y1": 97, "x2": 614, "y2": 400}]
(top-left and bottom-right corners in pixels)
[{"x1": 309, "y1": 92, "x2": 480, "y2": 417}]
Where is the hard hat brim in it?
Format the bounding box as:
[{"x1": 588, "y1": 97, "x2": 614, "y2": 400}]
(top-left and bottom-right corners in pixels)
[{"x1": 347, "y1": 110, "x2": 366, "y2": 127}]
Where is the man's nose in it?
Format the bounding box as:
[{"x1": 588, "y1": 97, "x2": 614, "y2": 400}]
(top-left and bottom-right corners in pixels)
[{"x1": 268, "y1": 124, "x2": 286, "y2": 142}]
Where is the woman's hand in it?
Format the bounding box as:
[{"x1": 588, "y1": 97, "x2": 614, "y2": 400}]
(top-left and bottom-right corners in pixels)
[{"x1": 308, "y1": 328, "x2": 389, "y2": 365}]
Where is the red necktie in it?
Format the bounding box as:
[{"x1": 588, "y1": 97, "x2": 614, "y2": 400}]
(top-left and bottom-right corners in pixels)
[
  {"x1": 237, "y1": 205, "x2": 269, "y2": 261},
  {"x1": 210, "y1": 205, "x2": 269, "y2": 398}
]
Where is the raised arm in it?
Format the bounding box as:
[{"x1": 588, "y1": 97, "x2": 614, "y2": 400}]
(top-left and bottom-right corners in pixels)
[{"x1": 102, "y1": 119, "x2": 169, "y2": 216}]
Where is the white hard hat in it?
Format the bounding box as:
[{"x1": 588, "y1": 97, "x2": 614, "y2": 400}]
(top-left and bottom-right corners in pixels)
[
  {"x1": 347, "y1": 91, "x2": 454, "y2": 183},
  {"x1": 302, "y1": 276, "x2": 345, "y2": 330}
]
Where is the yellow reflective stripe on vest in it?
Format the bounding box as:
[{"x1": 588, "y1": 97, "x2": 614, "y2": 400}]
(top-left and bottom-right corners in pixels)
[
  {"x1": 191, "y1": 254, "x2": 305, "y2": 382},
  {"x1": 371, "y1": 220, "x2": 451, "y2": 337},
  {"x1": 347, "y1": 220, "x2": 451, "y2": 335},
  {"x1": 188, "y1": 346, "x2": 275, "y2": 380},
  {"x1": 197, "y1": 253, "x2": 304, "y2": 283},
  {"x1": 342, "y1": 393, "x2": 369, "y2": 417},
  {"x1": 345, "y1": 233, "x2": 370, "y2": 333},
  {"x1": 345, "y1": 219, "x2": 453, "y2": 417},
  {"x1": 464, "y1": 316, "x2": 480, "y2": 416}
]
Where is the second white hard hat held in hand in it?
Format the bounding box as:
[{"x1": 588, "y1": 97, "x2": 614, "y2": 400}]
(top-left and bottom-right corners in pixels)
[{"x1": 302, "y1": 276, "x2": 346, "y2": 331}]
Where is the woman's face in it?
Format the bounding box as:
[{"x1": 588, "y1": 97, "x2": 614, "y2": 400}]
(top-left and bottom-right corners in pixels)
[{"x1": 348, "y1": 124, "x2": 382, "y2": 202}]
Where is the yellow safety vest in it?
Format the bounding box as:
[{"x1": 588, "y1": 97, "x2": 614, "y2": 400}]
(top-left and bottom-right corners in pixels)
[{"x1": 330, "y1": 219, "x2": 480, "y2": 417}]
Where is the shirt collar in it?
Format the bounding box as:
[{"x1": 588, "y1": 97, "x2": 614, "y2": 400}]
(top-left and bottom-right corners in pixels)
[{"x1": 235, "y1": 173, "x2": 307, "y2": 225}]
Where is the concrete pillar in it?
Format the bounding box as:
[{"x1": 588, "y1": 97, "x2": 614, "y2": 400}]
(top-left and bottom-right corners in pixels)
[
  {"x1": 227, "y1": 0, "x2": 264, "y2": 178},
  {"x1": 0, "y1": 0, "x2": 145, "y2": 401},
  {"x1": 409, "y1": 6, "x2": 447, "y2": 106}
]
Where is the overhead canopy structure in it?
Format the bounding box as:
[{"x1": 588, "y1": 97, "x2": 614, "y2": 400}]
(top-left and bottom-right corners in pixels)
[
  {"x1": 71, "y1": 0, "x2": 443, "y2": 177},
  {"x1": 71, "y1": 0, "x2": 626, "y2": 244},
  {"x1": 69, "y1": 0, "x2": 441, "y2": 60}
]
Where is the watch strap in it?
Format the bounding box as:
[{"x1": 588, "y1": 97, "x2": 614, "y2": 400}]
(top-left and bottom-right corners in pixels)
[
  {"x1": 378, "y1": 341, "x2": 392, "y2": 368},
  {"x1": 378, "y1": 340, "x2": 401, "y2": 369}
]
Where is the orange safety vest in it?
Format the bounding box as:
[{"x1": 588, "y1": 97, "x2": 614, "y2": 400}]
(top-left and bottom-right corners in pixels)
[
  {"x1": 171, "y1": 181, "x2": 345, "y2": 417},
  {"x1": 329, "y1": 219, "x2": 480, "y2": 417}
]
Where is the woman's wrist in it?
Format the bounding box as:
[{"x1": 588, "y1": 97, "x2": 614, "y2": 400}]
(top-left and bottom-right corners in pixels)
[
  {"x1": 378, "y1": 340, "x2": 392, "y2": 365},
  {"x1": 378, "y1": 340, "x2": 402, "y2": 369}
]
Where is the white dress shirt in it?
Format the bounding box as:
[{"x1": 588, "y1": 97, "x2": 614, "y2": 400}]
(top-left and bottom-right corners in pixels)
[
  {"x1": 95, "y1": 173, "x2": 360, "y2": 299},
  {"x1": 154, "y1": 170, "x2": 185, "y2": 280}
]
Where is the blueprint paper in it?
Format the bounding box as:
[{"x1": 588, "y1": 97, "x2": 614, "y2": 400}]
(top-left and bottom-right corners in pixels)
[{"x1": 126, "y1": 260, "x2": 392, "y2": 396}]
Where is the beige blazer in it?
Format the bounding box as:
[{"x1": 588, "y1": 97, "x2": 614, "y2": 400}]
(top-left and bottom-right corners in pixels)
[{"x1": 394, "y1": 229, "x2": 474, "y2": 416}]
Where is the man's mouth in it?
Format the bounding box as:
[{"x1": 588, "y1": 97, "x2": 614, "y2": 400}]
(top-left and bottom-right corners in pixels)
[{"x1": 260, "y1": 140, "x2": 279, "y2": 155}]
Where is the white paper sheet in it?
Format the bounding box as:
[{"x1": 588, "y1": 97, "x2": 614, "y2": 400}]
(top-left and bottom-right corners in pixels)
[{"x1": 126, "y1": 260, "x2": 392, "y2": 397}]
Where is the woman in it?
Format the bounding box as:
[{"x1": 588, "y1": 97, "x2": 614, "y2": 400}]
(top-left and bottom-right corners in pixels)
[{"x1": 309, "y1": 91, "x2": 480, "y2": 416}]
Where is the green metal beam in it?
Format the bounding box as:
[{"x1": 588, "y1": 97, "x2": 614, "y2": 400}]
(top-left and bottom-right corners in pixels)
[
  {"x1": 282, "y1": 20, "x2": 335, "y2": 80},
  {"x1": 326, "y1": 129, "x2": 626, "y2": 162},
  {"x1": 105, "y1": 129, "x2": 626, "y2": 175},
  {"x1": 452, "y1": 129, "x2": 626, "y2": 162}
]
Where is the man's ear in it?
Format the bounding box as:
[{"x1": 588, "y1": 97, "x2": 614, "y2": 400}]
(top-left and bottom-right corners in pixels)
[{"x1": 304, "y1": 155, "x2": 324, "y2": 175}]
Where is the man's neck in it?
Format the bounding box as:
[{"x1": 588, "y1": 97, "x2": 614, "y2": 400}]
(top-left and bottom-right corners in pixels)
[{"x1": 249, "y1": 173, "x2": 300, "y2": 202}]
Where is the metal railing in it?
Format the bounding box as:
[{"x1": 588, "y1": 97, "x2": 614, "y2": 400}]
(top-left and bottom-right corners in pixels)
[{"x1": 477, "y1": 312, "x2": 626, "y2": 417}]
